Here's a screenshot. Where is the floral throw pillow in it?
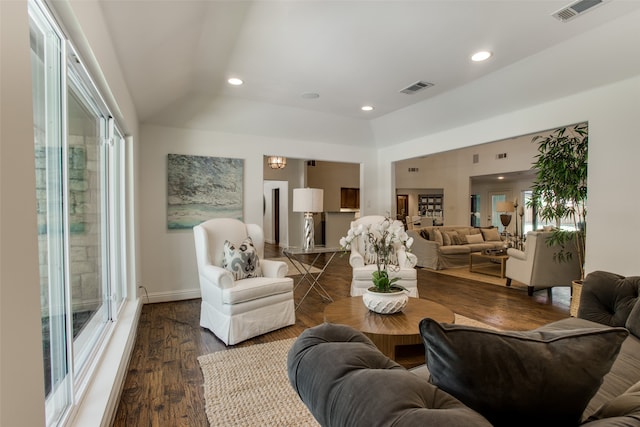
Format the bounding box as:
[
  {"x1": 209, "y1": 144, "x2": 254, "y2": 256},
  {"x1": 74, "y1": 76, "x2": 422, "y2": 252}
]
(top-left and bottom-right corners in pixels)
[
  {"x1": 363, "y1": 235, "x2": 399, "y2": 266},
  {"x1": 222, "y1": 237, "x2": 263, "y2": 280}
]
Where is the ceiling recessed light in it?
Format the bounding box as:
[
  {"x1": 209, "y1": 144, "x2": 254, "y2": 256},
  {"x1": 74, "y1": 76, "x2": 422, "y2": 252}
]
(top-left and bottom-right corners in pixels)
[
  {"x1": 227, "y1": 77, "x2": 243, "y2": 86},
  {"x1": 301, "y1": 92, "x2": 320, "y2": 99},
  {"x1": 361, "y1": 105, "x2": 374, "y2": 112},
  {"x1": 471, "y1": 51, "x2": 492, "y2": 62},
  {"x1": 497, "y1": 176, "x2": 505, "y2": 180}
]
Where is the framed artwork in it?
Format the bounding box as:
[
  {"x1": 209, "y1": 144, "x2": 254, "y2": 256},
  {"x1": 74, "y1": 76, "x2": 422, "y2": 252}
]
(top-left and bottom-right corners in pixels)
[{"x1": 167, "y1": 154, "x2": 243, "y2": 229}]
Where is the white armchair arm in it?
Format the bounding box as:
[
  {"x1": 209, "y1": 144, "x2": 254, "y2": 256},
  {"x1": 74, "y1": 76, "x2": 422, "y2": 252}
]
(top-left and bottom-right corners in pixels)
[
  {"x1": 349, "y1": 250, "x2": 365, "y2": 268},
  {"x1": 260, "y1": 259, "x2": 288, "y2": 278},
  {"x1": 201, "y1": 264, "x2": 235, "y2": 289},
  {"x1": 507, "y1": 247, "x2": 527, "y2": 261},
  {"x1": 397, "y1": 247, "x2": 418, "y2": 268}
]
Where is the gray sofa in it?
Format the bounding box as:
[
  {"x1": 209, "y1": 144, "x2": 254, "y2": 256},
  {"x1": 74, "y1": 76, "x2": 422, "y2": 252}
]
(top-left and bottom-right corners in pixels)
[
  {"x1": 407, "y1": 225, "x2": 506, "y2": 270},
  {"x1": 288, "y1": 270, "x2": 640, "y2": 426}
]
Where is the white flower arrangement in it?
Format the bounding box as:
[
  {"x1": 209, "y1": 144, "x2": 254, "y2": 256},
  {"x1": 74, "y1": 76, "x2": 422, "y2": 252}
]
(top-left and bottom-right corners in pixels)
[{"x1": 340, "y1": 217, "x2": 414, "y2": 292}]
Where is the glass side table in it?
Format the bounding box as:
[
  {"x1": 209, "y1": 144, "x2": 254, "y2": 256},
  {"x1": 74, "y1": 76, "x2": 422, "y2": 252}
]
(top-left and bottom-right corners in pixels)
[{"x1": 282, "y1": 246, "x2": 341, "y2": 309}]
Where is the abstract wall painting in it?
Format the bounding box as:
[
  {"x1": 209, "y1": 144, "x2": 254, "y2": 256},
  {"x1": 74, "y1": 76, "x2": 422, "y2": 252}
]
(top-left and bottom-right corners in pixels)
[{"x1": 167, "y1": 154, "x2": 243, "y2": 229}]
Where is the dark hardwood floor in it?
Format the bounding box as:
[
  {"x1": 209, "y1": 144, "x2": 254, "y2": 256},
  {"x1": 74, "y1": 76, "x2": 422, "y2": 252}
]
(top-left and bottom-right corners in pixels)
[{"x1": 112, "y1": 243, "x2": 570, "y2": 426}]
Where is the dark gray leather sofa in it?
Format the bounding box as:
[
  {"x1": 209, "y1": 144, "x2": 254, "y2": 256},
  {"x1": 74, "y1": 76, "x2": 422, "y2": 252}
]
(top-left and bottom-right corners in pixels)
[{"x1": 287, "y1": 271, "x2": 640, "y2": 426}]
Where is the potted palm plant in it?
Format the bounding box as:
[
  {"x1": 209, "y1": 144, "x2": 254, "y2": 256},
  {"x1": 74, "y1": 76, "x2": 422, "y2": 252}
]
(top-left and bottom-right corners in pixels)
[{"x1": 529, "y1": 123, "x2": 588, "y2": 313}]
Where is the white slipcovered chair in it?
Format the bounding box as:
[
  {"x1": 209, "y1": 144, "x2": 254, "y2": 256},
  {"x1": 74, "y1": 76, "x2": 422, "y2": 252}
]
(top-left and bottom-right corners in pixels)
[
  {"x1": 348, "y1": 215, "x2": 419, "y2": 297},
  {"x1": 505, "y1": 230, "x2": 582, "y2": 296},
  {"x1": 193, "y1": 218, "x2": 295, "y2": 345}
]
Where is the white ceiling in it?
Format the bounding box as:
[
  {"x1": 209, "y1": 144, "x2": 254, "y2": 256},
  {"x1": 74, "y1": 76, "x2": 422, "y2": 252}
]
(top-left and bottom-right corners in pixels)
[{"x1": 98, "y1": 0, "x2": 640, "y2": 147}]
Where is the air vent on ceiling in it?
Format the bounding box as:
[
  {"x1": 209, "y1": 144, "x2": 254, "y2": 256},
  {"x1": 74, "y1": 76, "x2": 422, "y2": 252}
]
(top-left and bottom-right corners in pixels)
[
  {"x1": 408, "y1": 167, "x2": 419, "y2": 173},
  {"x1": 552, "y1": 0, "x2": 604, "y2": 22},
  {"x1": 473, "y1": 154, "x2": 479, "y2": 164},
  {"x1": 496, "y1": 153, "x2": 508, "y2": 160},
  {"x1": 400, "y1": 81, "x2": 434, "y2": 95}
]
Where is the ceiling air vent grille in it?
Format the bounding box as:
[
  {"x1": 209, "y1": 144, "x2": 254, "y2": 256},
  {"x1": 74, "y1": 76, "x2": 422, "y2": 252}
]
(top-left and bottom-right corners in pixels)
[
  {"x1": 552, "y1": 0, "x2": 604, "y2": 22},
  {"x1": 400, "y1": 81, "x2": 434, "y2": 95}
]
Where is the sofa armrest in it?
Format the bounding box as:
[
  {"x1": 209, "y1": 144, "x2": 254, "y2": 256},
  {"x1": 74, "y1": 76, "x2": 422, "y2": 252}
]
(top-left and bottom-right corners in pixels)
[
  {"x1": 578, "y1": 271, "x2": 638, "y2": 327},
  {"x1": 287, "y1": 323, "x2": 492, "y2": 427},
  {"x1": 407, "y1": 230, "x2": 441, "y2": 270}
]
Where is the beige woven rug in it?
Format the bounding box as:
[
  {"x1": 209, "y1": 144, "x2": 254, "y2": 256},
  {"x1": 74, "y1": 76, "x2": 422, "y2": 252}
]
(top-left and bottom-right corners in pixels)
[
  {"x1": 197, "y1": 315, "x2": 494, "y2": 426},
  {"x1": 198, "y1": 338, "x2": 319, "y2": 426}
]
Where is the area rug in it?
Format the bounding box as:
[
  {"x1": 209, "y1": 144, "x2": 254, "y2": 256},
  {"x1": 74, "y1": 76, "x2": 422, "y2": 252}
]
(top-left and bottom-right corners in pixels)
[
  {"x1": 198, "y1": 315, "x2": 494, "y2": 426},
  {"x1": 198, "y1": 338, "x2": 319, "y2": 426},
  {"x1": 430, "y1": 265, "x2": 528, "y2": 290},
  {"x1": 268, "y1": 257, "x2": 322, "y2": 276}
]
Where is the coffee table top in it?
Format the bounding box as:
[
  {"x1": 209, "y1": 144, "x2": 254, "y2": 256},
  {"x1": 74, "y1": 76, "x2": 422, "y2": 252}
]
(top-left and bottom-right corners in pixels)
[{"x1": 324, "y1": 297, "x2": 454, "y2": 337}]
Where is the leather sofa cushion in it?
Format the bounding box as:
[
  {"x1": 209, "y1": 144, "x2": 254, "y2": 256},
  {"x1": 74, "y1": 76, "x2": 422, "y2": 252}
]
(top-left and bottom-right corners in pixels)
[
  {"x1": 288, "y1": 323, "x2": 492, "y2": 427},
  {"x1": 579, "y1": 271, "x2": 640, "y2": 327},
  {"x1": 420, "y1": 318, "x2": 629, "y2": 427},
  {"x1": 626, "y1": 298, "x2": 640, "y2": 339},
  {"x1": 586, "y1": 380, "x2": 640, "y2": 423}
]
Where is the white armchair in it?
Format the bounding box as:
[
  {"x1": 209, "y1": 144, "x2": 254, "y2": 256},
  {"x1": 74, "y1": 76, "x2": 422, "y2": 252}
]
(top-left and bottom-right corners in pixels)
[
  {"x1": 348, "y1": 215, "x2": 419, "y2": 297},
  {"x1": 505, "y1": 230, "x2": 582, "y2": 296},
  {"x1": 193, "y1": 218, "x2": 295, "y2": 345}
]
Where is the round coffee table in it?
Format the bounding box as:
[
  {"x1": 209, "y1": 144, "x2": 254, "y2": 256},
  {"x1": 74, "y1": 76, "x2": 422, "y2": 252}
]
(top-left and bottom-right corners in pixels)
[{"x1": 324, "y1": 297, "x2": 454, "y2": 368}]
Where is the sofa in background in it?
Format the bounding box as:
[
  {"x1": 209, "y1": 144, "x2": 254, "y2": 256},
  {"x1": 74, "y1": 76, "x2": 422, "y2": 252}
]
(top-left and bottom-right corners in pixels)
[
  {"x1": 407, "y1": 225, "x2": 506, "y2": 270},
  {"x1": 288, "y1": 270, "x2": 640, "y2": 426}
]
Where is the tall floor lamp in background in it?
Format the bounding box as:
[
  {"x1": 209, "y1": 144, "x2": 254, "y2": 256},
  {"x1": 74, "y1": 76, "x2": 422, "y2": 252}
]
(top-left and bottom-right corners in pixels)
[{"x1": 293, "y1": 188, "x2": 324, "y2": 251}]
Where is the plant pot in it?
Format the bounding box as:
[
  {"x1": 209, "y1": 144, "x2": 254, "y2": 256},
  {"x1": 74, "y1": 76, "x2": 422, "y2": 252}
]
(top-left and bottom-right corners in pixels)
[
  {"x1": 362, "y1": 287, "x2": 408, "y2": 314},
  {"x1": 570, "y1": 280, "x2": 583, "y2": 317}
]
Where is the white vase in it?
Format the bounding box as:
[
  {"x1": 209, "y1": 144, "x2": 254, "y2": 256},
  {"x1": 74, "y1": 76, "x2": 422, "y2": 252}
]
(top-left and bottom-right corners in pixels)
[{"x1": 362, "y1": 287, "x2": 409, "y2": 314}]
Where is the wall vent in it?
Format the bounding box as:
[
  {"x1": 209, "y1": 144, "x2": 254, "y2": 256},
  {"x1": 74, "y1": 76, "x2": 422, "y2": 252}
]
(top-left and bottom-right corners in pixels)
[
  {"x1": 472, "y1": 154, "x2": 479, "y2": 164},
  {"x1": 408, "y1": 167, "x2": 419, "y2": 172},
  {"x1": 400, "y1": 81, "x2": 434, "y2": 95},
  {"x1": 552, "y1": 0, "x2": 604, "y2": 22},
  {"x1": 496, "y1": 153, "x2": 508, "y2": 159}
]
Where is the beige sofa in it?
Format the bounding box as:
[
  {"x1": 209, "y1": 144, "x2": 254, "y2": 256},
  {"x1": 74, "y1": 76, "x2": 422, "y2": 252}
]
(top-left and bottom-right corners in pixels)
[{"x1": 407, "y1": 225, "x2": 505, "y2": 270}]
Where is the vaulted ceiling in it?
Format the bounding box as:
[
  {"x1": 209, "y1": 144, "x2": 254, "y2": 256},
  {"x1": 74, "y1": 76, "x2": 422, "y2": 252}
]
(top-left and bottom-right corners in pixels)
[{"x1": 98, "y1": 0, "x2": 640, "y2": 147}]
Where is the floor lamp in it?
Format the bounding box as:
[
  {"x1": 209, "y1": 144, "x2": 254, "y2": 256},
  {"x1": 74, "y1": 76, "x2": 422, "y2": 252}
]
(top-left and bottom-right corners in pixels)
[{"x1": 293, "y1": 188, "x2": 324, "y2": 251}]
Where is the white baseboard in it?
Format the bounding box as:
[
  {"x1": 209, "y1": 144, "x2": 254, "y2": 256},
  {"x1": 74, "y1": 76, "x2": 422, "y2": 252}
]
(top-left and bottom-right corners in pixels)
[{"x1": 141, "y1": 288, "x2": 201, "y2": 304}]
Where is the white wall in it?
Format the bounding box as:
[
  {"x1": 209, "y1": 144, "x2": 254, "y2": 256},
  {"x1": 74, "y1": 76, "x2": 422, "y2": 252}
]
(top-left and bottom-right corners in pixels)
[
  {"x1": 380, "y1": 75, "x2": 640, "y2": 277},
  {"x1": 139, "y1": 124, "x2": 376, "y2": 301}
]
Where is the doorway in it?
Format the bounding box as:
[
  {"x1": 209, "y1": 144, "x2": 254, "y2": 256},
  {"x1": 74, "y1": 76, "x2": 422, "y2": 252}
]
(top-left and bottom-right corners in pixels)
[
  {"x1": 263, "y1": 181, "x2": 289, "y2": 246},
  {"x1": 396, "y1": 195, "x2": 408, "y2": 224}
]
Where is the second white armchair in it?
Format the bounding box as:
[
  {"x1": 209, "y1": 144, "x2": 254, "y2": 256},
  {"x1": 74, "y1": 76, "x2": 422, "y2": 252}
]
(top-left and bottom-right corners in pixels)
[{"x1": 348, "y1": 215, "x2": 419, "y2": 297}]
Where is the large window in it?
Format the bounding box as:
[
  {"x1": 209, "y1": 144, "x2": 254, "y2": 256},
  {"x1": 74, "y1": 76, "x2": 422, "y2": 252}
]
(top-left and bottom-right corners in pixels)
[{"x1": 29, "y1": 1, "x2": 128, "y2": 425}]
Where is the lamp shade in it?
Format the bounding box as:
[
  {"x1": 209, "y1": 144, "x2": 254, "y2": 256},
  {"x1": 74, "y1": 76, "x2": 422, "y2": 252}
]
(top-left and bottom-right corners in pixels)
[
  {"x1": 293, "y1": 188, "x2": 323, "y2": 213},
  {"x1": 496, "y1": 201, "x2": 515, "y2": 213}
]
